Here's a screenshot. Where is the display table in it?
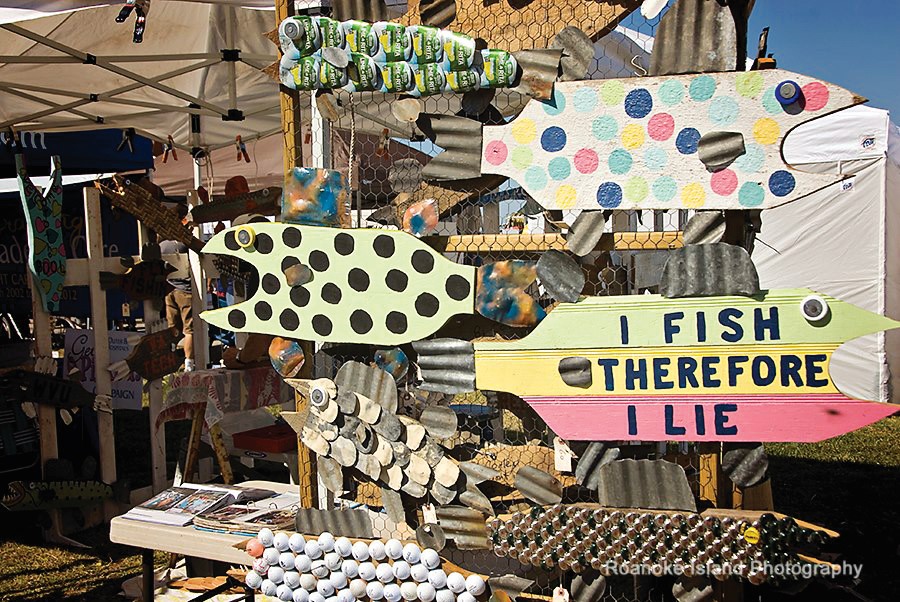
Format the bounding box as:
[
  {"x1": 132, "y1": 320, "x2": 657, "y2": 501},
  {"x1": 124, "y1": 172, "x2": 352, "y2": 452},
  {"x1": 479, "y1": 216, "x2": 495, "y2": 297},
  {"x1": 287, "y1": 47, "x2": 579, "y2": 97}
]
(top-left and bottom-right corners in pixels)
[{"x1": 110, "y1": 481, "x2": 293, "y2": 601}]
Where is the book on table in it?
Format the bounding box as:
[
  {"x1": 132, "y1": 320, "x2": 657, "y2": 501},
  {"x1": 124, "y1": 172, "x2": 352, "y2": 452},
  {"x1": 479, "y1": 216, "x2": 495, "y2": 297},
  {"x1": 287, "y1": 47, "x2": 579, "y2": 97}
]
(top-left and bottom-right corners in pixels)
[
  {"x1": 122, "y1": 483, "x2": 276, "y2": 527},
  {"x1": 192, "y1": 492, "x2": 300, "y2": 534}
]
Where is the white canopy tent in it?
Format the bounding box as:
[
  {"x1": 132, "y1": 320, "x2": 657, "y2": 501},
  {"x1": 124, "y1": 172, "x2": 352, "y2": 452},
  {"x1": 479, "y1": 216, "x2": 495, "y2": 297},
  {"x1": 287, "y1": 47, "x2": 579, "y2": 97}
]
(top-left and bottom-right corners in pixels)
[{"x1": 753, "y1": 105, "x2": 900, "y2": 403}]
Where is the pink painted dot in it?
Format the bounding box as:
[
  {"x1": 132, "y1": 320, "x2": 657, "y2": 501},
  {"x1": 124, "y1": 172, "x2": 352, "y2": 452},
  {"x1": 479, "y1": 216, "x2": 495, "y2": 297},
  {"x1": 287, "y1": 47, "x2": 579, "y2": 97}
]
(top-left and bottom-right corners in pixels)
[
  {"x1": 710, "y1": 169, "x2": 738, "y2": 196},
  {"x1": 573, "y1": 148, "x2": 599, "y2": 174},
  {"x1": 802, "y1": 82, "x2": 830, "y2": 112},
  {"x1": 647, "y1": 113, "x2": 675, "y2": 141},
  {"x1": 484, "y1": 140, "x2": 508, "y2": 166}
]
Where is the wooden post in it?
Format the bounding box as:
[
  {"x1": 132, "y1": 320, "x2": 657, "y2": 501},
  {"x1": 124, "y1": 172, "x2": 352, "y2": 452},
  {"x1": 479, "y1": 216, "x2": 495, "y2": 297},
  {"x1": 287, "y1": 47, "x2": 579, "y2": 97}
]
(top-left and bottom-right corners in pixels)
[
  {"x1": 186, "y1": 190, "x2": 209, "y2": 371},
  {"x1": 84, "y1": 186, "x2": 118, "y2": 519}
]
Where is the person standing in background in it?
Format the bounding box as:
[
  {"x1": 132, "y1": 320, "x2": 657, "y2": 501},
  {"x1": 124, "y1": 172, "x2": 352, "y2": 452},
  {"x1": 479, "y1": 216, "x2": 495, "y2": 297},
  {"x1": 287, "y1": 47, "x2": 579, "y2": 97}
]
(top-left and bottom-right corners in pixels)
[{"x1": 160, "y1": 238, "x2": 194, "y2": 371}]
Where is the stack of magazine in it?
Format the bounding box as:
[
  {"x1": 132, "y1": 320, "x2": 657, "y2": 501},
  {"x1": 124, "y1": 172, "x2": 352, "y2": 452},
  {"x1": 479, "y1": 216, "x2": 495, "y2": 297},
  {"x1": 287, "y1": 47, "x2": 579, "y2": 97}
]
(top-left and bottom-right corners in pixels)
[
  {"x1": 122, "y1": 483, "x2": 294, "y2": 530},
  {"x1": 192, "y1": 492, "x2": 299, "y2": 534}
]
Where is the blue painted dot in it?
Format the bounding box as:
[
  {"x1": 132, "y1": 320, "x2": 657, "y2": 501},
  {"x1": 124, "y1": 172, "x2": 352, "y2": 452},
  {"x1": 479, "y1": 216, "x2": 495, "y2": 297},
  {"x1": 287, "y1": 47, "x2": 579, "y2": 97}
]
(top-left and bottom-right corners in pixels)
[
  {"x1": 733, "y1": 143, "x2": 765, "y2": 173},
  {"x1": 596, "y1": 182, "x2": 623, "y2": 208},
  {"x1": 738, "y1": 182, "x2": 765, "y2": 207},
  {"x1": 540, "y1": 127, "x2": 567, "y2": 152},
  {"x1": 524, "y1": 166, "x2": 548, "y2": 191},
  {"x1": 573, "y1": 87, "x2": 598, "y2": 113},
  {"x1": 644, "y1": 147, "x2": 667, "y2": 172},
  {"x1": 608, "y1": 149, "x2": 633, "y2": 175},
  {"x1": 768, "y1": 170, "x2": 796, "y2": 197},
  {"x1": 548, "y1": 157, "x2": 571, "y2": 180},
  {"x1": 689, "y1": 75, "x2": 717, "y2": 101},
  {"x1": 624, "y1": 88, "x2": 653, "y2": 119},
  {"x1": 675, "y1": 128, "x2": 701, "y2": 154},
  {"x1": 541, "y1": 88, "x2": 566, "y2": 116}
]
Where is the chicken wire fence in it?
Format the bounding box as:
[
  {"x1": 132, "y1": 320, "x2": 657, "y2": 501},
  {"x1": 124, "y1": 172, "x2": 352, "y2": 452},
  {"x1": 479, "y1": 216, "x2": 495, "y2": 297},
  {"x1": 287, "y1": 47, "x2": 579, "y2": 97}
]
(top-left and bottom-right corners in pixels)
[{"x1": 277, "y1": 4, "x2": 722, "y2": 601}]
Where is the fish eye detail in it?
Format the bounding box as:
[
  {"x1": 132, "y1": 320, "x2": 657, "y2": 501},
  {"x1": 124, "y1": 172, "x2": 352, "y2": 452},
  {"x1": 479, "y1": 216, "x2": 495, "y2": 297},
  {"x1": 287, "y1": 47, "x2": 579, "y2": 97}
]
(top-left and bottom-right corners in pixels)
[{"x1": 800, "y1": 294, "x2": 829, "y2": 323}]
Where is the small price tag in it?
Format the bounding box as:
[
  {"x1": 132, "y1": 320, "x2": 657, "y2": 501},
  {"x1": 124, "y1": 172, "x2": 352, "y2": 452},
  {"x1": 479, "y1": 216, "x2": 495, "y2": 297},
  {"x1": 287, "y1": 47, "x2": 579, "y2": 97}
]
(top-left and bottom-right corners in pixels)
[
  {"x1": 422, "y1": 503, "x2": 437, "y2": 525},
  {"x1": 554, "y1": 437, "x2": 575, "y2": 473},
  {"x1": 122, "y1": 302, "x2": 131, "y2": 317},
  {"x1": 552, "y1": 586, "x2": 570, "y2": 602}
]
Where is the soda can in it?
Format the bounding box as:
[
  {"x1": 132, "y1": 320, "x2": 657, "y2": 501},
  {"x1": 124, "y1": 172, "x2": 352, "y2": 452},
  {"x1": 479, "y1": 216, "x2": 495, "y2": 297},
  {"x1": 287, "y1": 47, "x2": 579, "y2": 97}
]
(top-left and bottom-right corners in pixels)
[
  {"x1": 407, "y1": 25, "x2": 443, "y2": 65},
  {"x1": 440, "y1": 30, "x2": 476, "y2": 71},
  {"x1": 286, "y1": 55, "x2": 321, "y2": 91},
  {"x1": 372, "y1": 22, "x2": 412, "y2": 63},
  {"x1": 443, "y1": 69, "x2": 480, "y2": 94},
  {"x1": 319, "y1": 59, "x2": 348, "y2": 89},
  {"x1": 279, "y1": 16, "x2": 321, "y2": 59},
  {"x1": 478, "y1": 49, "x2": 519, "y2": 89},
  {"x1": 410, "y1": 63, "x2": 446, "y2": 97},
  {"x1": 315, "y1": 16, "x2": 345, "y2": 49},
  {"x1": 341, "y1": 20, "x2": 378, "y2": 56},
  {"x1": 343, "y1": 52, "x2": 382, "y2": 92},
  {"x1": 380, "y1": 62, "x2": 416, "y2": 94}
]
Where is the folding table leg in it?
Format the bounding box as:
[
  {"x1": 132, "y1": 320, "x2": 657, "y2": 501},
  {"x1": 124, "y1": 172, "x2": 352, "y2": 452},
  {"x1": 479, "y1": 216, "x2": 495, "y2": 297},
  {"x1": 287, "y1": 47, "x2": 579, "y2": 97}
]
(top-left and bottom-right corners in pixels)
[{"x1": 142, "y1": 548, "x2": 155, "y2": 601}]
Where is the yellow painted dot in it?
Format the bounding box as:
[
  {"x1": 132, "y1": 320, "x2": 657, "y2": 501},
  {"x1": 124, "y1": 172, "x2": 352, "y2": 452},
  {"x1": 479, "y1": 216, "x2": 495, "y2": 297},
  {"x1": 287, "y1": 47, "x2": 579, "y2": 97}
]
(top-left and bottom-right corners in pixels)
[
  {"x1": 681, "y1": 183, "x2": 706, "y2": 208},
  {"x1": 621, "y1": 124, "x2": 645, "y2": 150},
  {"x1": 743, "y1": 527, "x2": 760, "y2": 545},
  {"x1": 511, "y1": 118, "x2": 537, "y2": 144},
  {"x1": 753, "y1": 118, "x2": 780, "y2": 145},
  {"x1": 555, "y1": 185, "x2": 578, "y2": 209}
]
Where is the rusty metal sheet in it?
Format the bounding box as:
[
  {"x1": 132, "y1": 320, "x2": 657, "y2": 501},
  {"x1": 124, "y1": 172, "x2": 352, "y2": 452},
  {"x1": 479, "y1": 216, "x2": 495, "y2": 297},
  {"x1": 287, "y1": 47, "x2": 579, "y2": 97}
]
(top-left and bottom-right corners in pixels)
[
  {"x1": 459, "y1": 462, "x2": 500, "y2": 485},
  {"x1": 418, "y1": 114, "x2": 484, "y2": 181},
  {"x1": 335, "y1": 360, "x2": 398, "y2": 413},
  {"x1": 550, "y1": 26, "x2": 594, "y2": 82},
  {"x1": 659, "y1": 243, "x2": 760, "y2": 298},
  {"x1": 420, "y1": 405, "x2": 459, "y2": 439},
  {"x1": 371, "y1": 175, "x2": 508, "y2": 227},
  {"x1": 380, "y1": 486, "x2": 407, "y2": 524},
  {"x1": 512, "y1": 49, "x2": 562, "y2": 101},
  {"x1": 412, "y1": 339, "x2": 476, "y2": 394},
  {"x1": 430, "y1": 480, "x2": 458, "y2": 505},
  {"x1": 682, "y1": 211, "x2": 727, "y2": 245},
  {"x1": 514, "y1": 466, "x2": 562, "y2": 506},
  {"x1": 434, "y1": 505, "x2": 490, "y2": 550},
  {"x1": 331, "y1": 0, "x2": 392, "y2": 21},
  {"x1": 574, "y1": 442, "x2": 620, "y2": 490},
  {"x1": 697, "y1": 131, "x2": 746, "y2": 172},
  {"x1": 418, "y1": 0, "x2": 457, "y2": 27},
  {"x1": 294, "y1": 508, "x2": 375, "y2": 539},
  {"x1": 596, "y1": 459, "x2": 697, "y2": 511},
  {"x1": 537, "y1": 250, "x2": 584, "y2": 303},
  {"x1": 459, "y1": 484, "x2": 494, "y2": 516},
  {"x1": 722, "y1": 442, "x2": 769, "y2": 488},
  {"x1": 557, "y1": 357, "x2": 592, "y2": 388},
  {"x1": 566, "y1": 210, "x2": 606, "y2": 257},
  {"x1": 649, "y1": 0, "x2": 753, "y2": 76},
  {"x1": 318, "y1": 456, "x2": 345, "y2": 495},
  {"x1": 389, "y1": 158, "x2": 424, "y2": 194}
]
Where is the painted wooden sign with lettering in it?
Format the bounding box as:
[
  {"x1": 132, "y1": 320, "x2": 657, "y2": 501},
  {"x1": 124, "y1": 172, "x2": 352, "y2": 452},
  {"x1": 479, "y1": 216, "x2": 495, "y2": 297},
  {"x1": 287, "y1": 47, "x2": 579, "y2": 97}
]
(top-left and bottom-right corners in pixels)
[
  {"x1": 470, "y1": 290, "x2": 900, "y2": 442},
  {"x1": 125, "y1": 327, "x2": 184, "y2": 381}
]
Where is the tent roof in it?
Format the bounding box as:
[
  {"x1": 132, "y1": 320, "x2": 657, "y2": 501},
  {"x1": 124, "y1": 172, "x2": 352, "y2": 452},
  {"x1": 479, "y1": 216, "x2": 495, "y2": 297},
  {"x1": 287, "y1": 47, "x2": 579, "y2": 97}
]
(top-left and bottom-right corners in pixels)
[{"x1": 0, "y1": 2, "x2": 282, "y2": 151}]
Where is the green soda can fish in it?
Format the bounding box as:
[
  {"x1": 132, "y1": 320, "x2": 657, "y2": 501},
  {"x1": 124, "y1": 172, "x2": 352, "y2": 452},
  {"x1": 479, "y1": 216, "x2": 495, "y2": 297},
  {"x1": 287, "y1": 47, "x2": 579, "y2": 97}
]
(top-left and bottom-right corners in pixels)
[
  {"x1": 407, "y1": 25, "x2": 443, "y2": 65},
  {"x1": 279, "y1": 15, "x2": 321, "y2": 59},
  {"x1": 284, "y1": 55, "x2": 321, "y2": 91},
  {"x1": 410, "y1": 63, "x2": 447, "y2": 97},
  {"x1": 440, "y1": 30, "x2": 476, "y2": 71},
  {"x1": 444, "y1": 69, "x2": 480, "y2": 93},
  {"x1": 479, "y1": 49, "x2": 518, "y2": 89},
  {"x1": 344, "y1": 52, "x2": 382, "y2": 92},
  {"x1": 316, "y1": 16, "x2": 345, "y2": 48},
  {"x1": 381, "y1": 62, "x2": 416, "y2": 94},
  {"x1": 319, "y1": 58, "x2": 348, "y2": 89},
  {"x1": 341, "y1": 20, "x2": 378, "y2": 56},
  {"x1": 372, "y1": 22, "x2": 412, "y2": 63}
]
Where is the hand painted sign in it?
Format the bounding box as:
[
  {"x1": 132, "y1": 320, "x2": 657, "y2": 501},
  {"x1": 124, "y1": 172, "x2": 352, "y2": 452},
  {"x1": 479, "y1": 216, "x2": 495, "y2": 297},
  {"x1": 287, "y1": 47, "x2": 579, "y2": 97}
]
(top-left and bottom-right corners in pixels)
[
  {"x1": 64, "y1": 329, "x2": 142, "y2": 410},
  {"x1": 125, "y1": 327, "x2": 184, "y2": 381},
  {"x1": 467, "y1": 290, "x2": 900, "y2": 442}
]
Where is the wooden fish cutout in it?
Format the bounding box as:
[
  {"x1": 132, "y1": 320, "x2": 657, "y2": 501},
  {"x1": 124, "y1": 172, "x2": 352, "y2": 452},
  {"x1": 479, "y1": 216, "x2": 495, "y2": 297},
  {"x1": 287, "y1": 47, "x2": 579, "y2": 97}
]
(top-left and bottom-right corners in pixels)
[
  {"x1": 187, "y1": 187, "x2": 281, "y2": 224},
  {"x1": 201, "y1": 224, "x2": 543, "y2": 345},
  {"x1": 0, "y1": 369, "x2": 98, "y2": 411},
  {"x1": 417, "y1": 290, "x2": 900, "y2": 442},
  {"x1": 94, "y1": 175, "x2": 204, "y2": 253},
  {"x1": 16, "y1": 154, "x2": 66, "y2": 313},
  {"x1": 426, "y1": 70, "x2": 864, "y2": 211},
  {"x1": 99, "y1": 258, "x2": 174, "y2": 301},
  {"x1": 124, "y1": 327, "x2": 184, "y2": 381},
  {"x1": 1, "y1": 480, "x2": 112, "y2": 511}
]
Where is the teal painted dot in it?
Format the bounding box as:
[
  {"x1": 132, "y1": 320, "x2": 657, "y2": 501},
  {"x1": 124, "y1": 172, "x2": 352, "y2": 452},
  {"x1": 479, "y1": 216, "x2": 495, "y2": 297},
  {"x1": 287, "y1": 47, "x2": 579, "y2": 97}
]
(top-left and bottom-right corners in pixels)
[
  {"x1": 658, "y1": 80, "x2": 684, "y2": 106},
  {"x1": 733, "y1": 143, "x2": 765, "y2": 173},
  {"x1": 541, "y1": 88, "x2": 567, "y2": 116},
  {"x1": 592, "y1": 115, "x2": 618, "y2": 140},
  {"x1": 689, "y1": 75, "x2": 717, "y2": 102},
  {"x1": 738, "y1": 182, "x2": 765, "y2": 207},
  {"x1": 548, "y1": 157, "x2": 571, "y2": 180},
  {"x1": 652, "y1": 176, "x2": 677, "y2": 202},
  {"x1": 524, "y1": 166, "x2": 548, "y2": 190},
  {"x1": 708, "y1": 96, "x2": 740, "y2": 126},
  {"x1": 573, "y1": 87, "x2": 598, "y2": 113},
  {"x1": 643, "y1": 147, "x2": 667, "y2": 172},
  {"x1": 762, "y1": 86, "x2": 783, "y2": 115},
  {"x1": 608, "y1": 149, "x2": 633, "y2": 175}
]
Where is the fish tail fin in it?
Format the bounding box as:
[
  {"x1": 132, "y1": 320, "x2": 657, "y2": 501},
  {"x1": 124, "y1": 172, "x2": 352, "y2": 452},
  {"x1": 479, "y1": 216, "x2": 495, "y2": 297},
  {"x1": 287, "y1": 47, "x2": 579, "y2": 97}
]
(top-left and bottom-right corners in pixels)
[
  {"x1": 98, "y1": 271, "x2": 120, "y2": 291},
  {"x1": 417, "y1": 114, "x2": 484, "y2": 181},
  {"x1": 411, "y1": 338, "x2": 475, "y2": 394}
]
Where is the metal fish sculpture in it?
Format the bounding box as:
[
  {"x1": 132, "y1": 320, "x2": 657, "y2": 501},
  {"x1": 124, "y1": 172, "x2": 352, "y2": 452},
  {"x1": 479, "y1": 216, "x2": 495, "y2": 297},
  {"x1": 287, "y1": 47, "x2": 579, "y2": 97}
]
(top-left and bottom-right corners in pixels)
[
  {"x1": 424, "y1": 70, "x2": 864, "y2": 211},
  {"x1": 200, "y1": 223, "x2": 542, "y2": 345},
  {"x1": 1, "y1": 480, "x2": 113, "y2": 511},
  {"x1": 414, "y1": 289, "x2": 900, "y2": 442},
  {"x1": 186, "y1": 187, "x2": 281, "y2": 224}
]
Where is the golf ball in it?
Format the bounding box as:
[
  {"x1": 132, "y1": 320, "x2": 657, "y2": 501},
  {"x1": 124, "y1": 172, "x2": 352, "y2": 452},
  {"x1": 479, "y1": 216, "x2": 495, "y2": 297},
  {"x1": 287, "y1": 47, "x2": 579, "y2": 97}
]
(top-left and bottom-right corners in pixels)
[
  {"x1": 446, "y1": 573, "x2": 465, "y2": 594},
  {"x1": 264, "y1": 547, "x2": 281, "y2": 565},
  {"x1": 421, "y1": 549, "x2": 440, "y2": 570},
  {"x1": 305, "y1": 540, "x2": 323, "y2": 559},
  {"x1": 317, "y1": 579, "x2": 335, "y2": 597},
  {"x1": 428, "y1": 569, "x2": 447, "y2": 590},
  {"x1": 402, "y1": 543, "x2": 421, "y2": 564},
  {"x1": 290, "y1": 533, "x2": 307, "y2": 553},
  {"x1": 369, "y1": 540, "x2": 387, "y2": 561},
  {"x1": 393, "y1": 560, "x2": 411, "y2": 580},
  {"x1": 401, "y1": 581, "x2": 419, "y2": 600},
  {"x1": 309, "y1": 593, "x2": 326, "y2": 602},
  {"x1": 278, "y1": 583, "x2": 294, "y2": 601},
  {"x1": 261, "y1": 579, "x2": 278, "y2": 597},
  {"x1": 367, "y1": 581, "x2": 386, "y2": 600},
  {"x1": 352, "y1": 541, "x2": 371, "y2": 561},
  {"x1": 350, "y1": 578, "x2": 368, "y2": 598},
  {"x1": 318, "y1": 531, "x2": 336, "y2": 552},
  {"x1": 253, "y1": 558, "x2": 270, "y2": 576},
  {"x1": 465, "y1": 575, "x2": 485, "y2": 596},
  {"x1": 435, "y1": 589, "x2": 455, "y2": 602},
  {"x1": 377, "y1": 562, "x2": 396, "y2": 583},
  {"x1": 329, "y1": 570, "x2": 348, "y2": 590},
  {"x1": 258, "y1": 528, "x2": 275, "y2": 547},
  {"x1": 385, "y1": 539, "x2": 404, "y2": 560},
  {"x1": 274, "y1": 532, "x2": 291, "y2": 552},
  {"x1": 284, "y1": 571, "x2": 301, "y2": 589},
  {"x1": 341, "y1": 558, "x2": 359, "y2": 578},
  {"x1": 334, "y1": 537, "x2": 353, "y2": 557},
  {"x1": 246, "y1": 539, "x2": 265, "y2": 558},
  {"x1": 337, "y1": 589, "x2": 355, "y2": 602},
  {"x1": 384, "y1": 583, "x2": 403, "y2": 602},
  {"x1": 245, "y1": 570, "x2": 262, "y2": 589},
  {"x1": 280, "y1": 552, "x2": 296, "y2": 569},
  {"x1": 311, "y1": 559, "x2": 329, "y2": 578},
  {"x1": 457, "y1": 593, "x2": 476, "y2": 602},
  {"x1": 325, "y1": 551, "x2": 343, "y2": 571},
  {"x1": 295, "y1": 554, "x2": 312, "y2": 573},
  {"x1": 268, "y1": 566, "x2": 285, "y2": 584},
  {"x1": 417, "y1": 582, "x2": 436, "y2": 602},
  {"x1": 300, "y1": 574, "x2": 317, "y2": 591},
  {"x1": 293, "y1": 589, "x2": 310, "y2": 602},
  {"x1": 358, "y1": 561, "x2": 377, "y2": 581},
  {"x1": 410, "y1": 564, "x2": 429, "y2": 583}
]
